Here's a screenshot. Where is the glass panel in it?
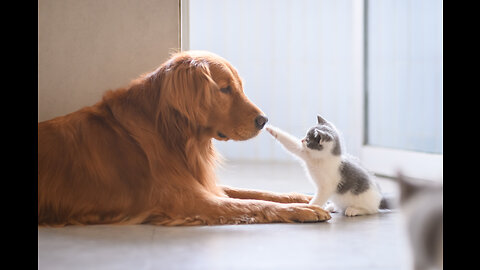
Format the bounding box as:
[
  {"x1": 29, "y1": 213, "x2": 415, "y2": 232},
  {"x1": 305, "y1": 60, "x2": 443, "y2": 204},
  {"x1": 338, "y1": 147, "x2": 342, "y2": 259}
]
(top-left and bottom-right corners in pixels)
[{"x1": 367, "y1": 0, "x2": 443, "y2": 154}]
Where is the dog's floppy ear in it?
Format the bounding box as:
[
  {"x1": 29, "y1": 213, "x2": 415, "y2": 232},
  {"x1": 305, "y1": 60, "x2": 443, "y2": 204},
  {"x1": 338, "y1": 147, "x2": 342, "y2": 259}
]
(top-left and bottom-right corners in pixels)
[{"x1": 160, "y1": 58, "x2": 216, "y2": 125}]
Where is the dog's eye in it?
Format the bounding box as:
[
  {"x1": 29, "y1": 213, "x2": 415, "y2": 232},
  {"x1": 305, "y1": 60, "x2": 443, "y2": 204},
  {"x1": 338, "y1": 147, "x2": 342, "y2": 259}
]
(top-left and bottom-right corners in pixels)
[{"x1": 220, "y1": 86, "x2": 232, "y2": 94}]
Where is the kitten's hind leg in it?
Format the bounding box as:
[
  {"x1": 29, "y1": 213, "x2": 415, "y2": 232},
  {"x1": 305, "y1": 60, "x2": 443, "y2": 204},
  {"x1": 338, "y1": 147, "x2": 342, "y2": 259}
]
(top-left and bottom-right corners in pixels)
[{"x1": 344, "y1": 206, "x2": 377, "y2": 217}]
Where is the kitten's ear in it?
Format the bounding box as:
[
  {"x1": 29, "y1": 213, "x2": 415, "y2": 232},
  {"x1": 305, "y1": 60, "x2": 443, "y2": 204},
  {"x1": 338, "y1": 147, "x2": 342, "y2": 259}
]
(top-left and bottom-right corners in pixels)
[
  {"x1": 315, "y1": 129, "x2": 333, "y2": 142},
  {"x1": 313, "y1": 129, "x2": 321, "y2": 142},
  {"x1": 317, "y1": 115, "x2": 327, "y2": 125}
]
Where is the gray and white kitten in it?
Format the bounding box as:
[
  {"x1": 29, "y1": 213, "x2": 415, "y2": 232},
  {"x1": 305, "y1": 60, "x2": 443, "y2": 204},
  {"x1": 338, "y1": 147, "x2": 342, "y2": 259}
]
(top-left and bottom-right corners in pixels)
[{"x1": 266, "y1": 115, "x2": 388, "y2": 216}]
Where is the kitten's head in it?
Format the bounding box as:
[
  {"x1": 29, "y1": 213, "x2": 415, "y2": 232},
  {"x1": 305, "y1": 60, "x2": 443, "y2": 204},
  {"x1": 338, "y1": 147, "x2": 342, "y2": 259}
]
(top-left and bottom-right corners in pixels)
[{"x1": 301, "y1": 115, "x2": 342, "y2": 158}]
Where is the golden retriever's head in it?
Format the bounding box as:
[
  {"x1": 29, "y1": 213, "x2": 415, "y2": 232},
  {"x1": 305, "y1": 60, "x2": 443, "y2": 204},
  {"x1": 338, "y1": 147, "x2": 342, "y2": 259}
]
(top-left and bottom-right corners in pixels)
[{"x1": 158, "y1": 50, "x2": 267, "y2": 141}]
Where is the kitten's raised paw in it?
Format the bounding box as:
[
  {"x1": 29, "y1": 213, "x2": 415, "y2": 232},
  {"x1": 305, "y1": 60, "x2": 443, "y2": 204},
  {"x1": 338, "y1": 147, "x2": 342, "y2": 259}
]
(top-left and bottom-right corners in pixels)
[{"x1": 265, "y1": 126, "x2": 278, "y2": 138}]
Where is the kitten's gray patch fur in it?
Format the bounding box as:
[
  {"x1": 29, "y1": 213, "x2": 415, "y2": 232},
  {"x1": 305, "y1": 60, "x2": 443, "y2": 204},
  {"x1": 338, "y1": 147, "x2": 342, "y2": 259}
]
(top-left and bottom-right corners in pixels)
[
  {"x1": 306, "y1": 128, "x2": 323, "y2": 151},
  {"x1": 305, "y1": 116, "x2": 342, "y2": 155},
  {"x1": 318, "y1": 115, "x2": 341, "y2": 155},
  {"x1": 337, "y1": 160, "x2": 371, "y2": 195},
  {"x1": 331, "y1": 137, "x2": 342, "y2": 156}
]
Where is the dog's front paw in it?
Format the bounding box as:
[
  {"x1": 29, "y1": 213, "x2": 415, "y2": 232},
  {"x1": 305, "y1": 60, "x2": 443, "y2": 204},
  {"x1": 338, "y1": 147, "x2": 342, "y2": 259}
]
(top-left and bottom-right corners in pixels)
[
  {"x1": 277, "y1": 204, "x2": 331, "y2": 222},
  {"x1": 286, "y1": 192, "x2": 313, "y2": 204}
]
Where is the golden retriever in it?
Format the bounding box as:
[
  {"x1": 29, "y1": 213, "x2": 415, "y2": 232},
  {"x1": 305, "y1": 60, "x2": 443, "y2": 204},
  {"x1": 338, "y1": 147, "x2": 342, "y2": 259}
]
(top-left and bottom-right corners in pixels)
[{"x1": 38, "y1": 50, "x2": 331, "y2": 226}]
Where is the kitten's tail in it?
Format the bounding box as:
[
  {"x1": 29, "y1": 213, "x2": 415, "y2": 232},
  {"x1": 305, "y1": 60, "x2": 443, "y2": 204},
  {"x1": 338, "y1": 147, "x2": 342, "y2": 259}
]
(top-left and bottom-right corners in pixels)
[{"x1": 379, "y1": 193, "x2": 399, "y2": 209}]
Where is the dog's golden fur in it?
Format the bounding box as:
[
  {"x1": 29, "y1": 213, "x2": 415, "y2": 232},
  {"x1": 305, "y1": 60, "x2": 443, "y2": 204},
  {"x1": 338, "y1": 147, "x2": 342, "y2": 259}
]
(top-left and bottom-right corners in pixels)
[{"x1": 38, "y1": 51, "x2": 331, "y2": 226}]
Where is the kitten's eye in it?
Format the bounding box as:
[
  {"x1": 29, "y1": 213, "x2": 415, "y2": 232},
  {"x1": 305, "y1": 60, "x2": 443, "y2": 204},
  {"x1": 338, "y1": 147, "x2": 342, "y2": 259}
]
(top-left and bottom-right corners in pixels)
[{"x1": 220, "y1": 86, "x2": 232, "y2": 94}]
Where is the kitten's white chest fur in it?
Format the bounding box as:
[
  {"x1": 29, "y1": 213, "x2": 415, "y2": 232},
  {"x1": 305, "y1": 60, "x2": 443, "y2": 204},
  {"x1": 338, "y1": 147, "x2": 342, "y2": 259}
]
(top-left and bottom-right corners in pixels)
[{"x1": 303, "y1": 156, "x2": 342, "y2": 203}]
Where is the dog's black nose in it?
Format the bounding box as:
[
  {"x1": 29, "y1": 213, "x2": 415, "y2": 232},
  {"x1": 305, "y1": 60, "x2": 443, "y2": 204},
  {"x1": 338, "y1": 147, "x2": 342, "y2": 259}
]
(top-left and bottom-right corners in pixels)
[{"x1": 255, "y1": 115, "x2": 268, "y2": 130}]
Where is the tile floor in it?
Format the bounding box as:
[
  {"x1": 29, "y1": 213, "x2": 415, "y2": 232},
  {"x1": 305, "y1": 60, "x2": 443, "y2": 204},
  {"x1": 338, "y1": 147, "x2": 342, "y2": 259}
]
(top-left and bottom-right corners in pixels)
[{"x1": 38, "y1": 161, "x2": 413, "y2": 270}]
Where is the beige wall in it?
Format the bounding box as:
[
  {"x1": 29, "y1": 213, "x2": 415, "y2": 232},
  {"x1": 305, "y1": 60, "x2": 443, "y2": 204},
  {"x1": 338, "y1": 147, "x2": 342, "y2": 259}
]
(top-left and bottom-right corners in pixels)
[{"x1": 38, "y1": 0, "x2": 180, "y2": 122}]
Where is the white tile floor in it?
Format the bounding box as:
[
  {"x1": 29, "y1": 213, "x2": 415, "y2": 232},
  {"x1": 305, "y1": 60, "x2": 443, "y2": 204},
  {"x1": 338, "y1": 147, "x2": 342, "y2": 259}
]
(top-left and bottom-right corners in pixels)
[{"x1": 38, "y1": 161, "x2": 413, "y2": 270}]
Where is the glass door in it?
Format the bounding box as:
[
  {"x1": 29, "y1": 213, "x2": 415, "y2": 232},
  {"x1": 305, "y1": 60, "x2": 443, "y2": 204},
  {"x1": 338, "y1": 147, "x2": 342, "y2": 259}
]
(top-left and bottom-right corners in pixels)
[{"x1": 362, "y1": 0, "x2": 443, "y2": 180}]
